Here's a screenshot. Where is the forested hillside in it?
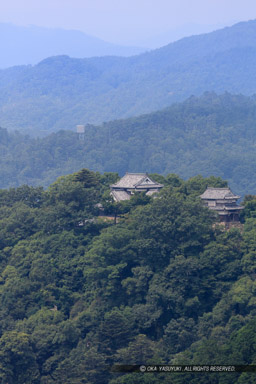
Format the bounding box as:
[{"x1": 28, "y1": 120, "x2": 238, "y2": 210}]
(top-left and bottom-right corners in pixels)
[
  {"x1": 1, "y1": 169, "x2": 256, "y2": 383},
  {"x1": 1, "y1": 20, "x2": 256, "y2": 133},
  {"x1": 1, "y1": 93, "x2": 256, "y2": 196}
]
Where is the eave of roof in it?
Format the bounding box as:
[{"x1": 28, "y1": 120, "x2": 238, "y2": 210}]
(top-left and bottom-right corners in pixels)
[
  {"x1": 111, "y1": 190, "x2": 131, "y2": 202},
  {"x1": 111, "y1": 172, "x2": 163, "y2": 189},
  {"x1": 200, "y1": 187, "x2": 240, "y2": 200}
]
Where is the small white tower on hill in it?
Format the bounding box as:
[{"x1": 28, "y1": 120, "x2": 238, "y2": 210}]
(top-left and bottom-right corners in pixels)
[{"x1": 76, "y1": 125, "x2": 85, "y2": 141}]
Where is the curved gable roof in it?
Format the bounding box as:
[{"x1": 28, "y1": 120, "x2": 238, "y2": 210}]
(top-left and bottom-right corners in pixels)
[
  {"x1": 111, "y1": 173, "x2": 163, "y2": 189},
  {"x1": 200, "y1": 187, "x2": 240, "y2": 200}
]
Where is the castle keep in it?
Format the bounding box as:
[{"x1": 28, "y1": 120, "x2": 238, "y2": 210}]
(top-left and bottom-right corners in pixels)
[{"x1": 200, "y1": 187, "x2": 243, "y2": 227}]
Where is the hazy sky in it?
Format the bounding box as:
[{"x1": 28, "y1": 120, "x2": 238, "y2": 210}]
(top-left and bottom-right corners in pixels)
[{"x1": 1, "y1": 0, "x2": 256, "y2": 45}]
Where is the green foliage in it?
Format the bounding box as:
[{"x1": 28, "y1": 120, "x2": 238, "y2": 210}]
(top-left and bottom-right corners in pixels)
[
  {"x1": 1, "y1": 93, "x2": 256, "y2": 197},
  {"x1": 240, "y1": 195, "x2": 256, "y2": 222},
  {"x1": 73, "y1": 168, "x2": 100, "y2": 188},
  {"x1": 0, "y1": 331, "x2": 40, "y2": 384},
  {"x1": 0, "y1": 170, "x2": 255, "y2": 383}
]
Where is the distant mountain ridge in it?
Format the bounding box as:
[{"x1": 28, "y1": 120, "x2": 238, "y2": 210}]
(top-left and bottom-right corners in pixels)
[
  {"x1": 139, "y1": 22, "x2": 231, "y2": 48},
  {"x1": 1, "y1": 92, "x2": 256, "y2": 197},
  {"x1": 0, "y1": 23, "x2": 146, "y2": 68},
  {"x1": 1, "y1": 20, "x2": 256, "y2": 133}
]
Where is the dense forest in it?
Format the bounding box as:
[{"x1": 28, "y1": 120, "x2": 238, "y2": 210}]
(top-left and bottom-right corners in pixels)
[
  {"x1": 0, "y1": 168, "x2": 256, "y2": 383},
  {"x1": 1, "y1": 92, "x2": 256, "y2": 196},
  {"x1": 2, "y1": 20, "x2": 256, "y2": 133}
]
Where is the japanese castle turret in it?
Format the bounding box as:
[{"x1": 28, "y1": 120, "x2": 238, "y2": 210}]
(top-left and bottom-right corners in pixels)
[
  {"x1": 200, "y1": 187, "x2": 243, "y2": 226},
  {"x1": 110, "y1": 173, "x2": 163, "y2": 202}
]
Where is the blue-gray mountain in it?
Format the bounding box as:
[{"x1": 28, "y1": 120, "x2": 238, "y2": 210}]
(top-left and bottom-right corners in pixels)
[
  {"x1": 1, "y1": 19, "x2": 256, "y2": 134},
  {"x1": 1, "y1": 92, "x2": 256, "y2": 197},
  {"x1": 0, "y1": 23, "x2": 146, "y2": 69}
]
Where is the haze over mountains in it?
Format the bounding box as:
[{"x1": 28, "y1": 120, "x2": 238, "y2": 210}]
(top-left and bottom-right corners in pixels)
[
  {"x1": 1, "y1": 20, "x2": 256, "y2": 134},
  {"x1": 0, "y1": 23, "x2": 146, "y2": 68},
  {"x1": 139, "y1": 21, "x2": 230, "y2": 48},
  {"x1": 3, "y1": 7, "x2": 256, "y2": 384},
  {"x1": 1, "y1": 92, "x2": 256, "y2": 197}
]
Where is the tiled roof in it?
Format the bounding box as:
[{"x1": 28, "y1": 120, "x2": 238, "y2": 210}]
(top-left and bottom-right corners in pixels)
[
  {"x1": 200, "y1": 187, "x2": 240, "y2": 200},
  {"x1": 210, "y1": 206, "x2": 244, "y2": 212},
  {"x1": 111, "y1": 173, "x2": 148, "y2": 188},
  {"x1": 111, "y1": 173, "x2": 163, "y2": 189},
  {"x1": 111, "y1": 190, "x2": 131, "y2": 202}
]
